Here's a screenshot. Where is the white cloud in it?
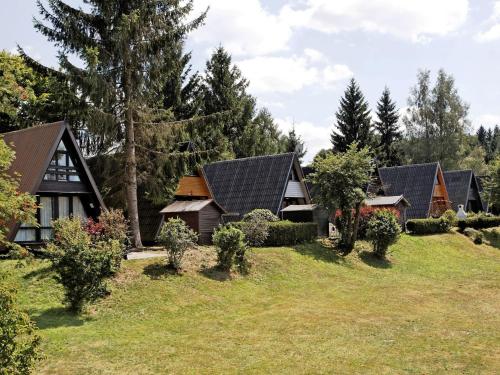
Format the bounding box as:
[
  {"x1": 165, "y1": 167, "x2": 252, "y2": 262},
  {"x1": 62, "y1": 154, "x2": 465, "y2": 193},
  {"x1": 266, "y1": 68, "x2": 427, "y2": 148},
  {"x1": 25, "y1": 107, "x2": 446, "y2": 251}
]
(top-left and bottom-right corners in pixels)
[
  {"x1": 281, "y1": 0, "x2": 469, "y2": 43},
  {"x1": 476, "y1": 1, "x2": 500, "y2": 42},
  {"x1": 191, "y1": 0, "x2": 292, "y2": 56},
  {"x1": 276, "y1": 117, "x2": 332, "y2": 164},
  {"x1": 237, "y1": 50, "x2": 353, "y2": 94},
  {"x1": 303, "y1": 48, "x2": 325, "y2": 62},
  {"x1": 474, "y1": 114, "x2": 500, "y2": 129}
]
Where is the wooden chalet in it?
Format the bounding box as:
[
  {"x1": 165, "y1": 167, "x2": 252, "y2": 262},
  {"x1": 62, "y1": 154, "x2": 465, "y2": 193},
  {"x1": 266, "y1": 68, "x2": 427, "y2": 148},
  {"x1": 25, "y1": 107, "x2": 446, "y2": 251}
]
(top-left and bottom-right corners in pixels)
[
  {"x1": 159, "y1": 170, "x2": 226, "y2": 245},
  {"x1": 3, "y1": 121, "x2": 105, "y2": 245},
  {"x1": 443, "y1": 170, "x2": 484, "y2": 213},
  {"x1": 364, "y1": 195, "x2": 410, "y2": 225},
  {"x1": 203, "y1": 153, "x2": 311, "y2": 219},
  {"x1": 378, "y1": 162, "x2": 451, "y2": 219}
]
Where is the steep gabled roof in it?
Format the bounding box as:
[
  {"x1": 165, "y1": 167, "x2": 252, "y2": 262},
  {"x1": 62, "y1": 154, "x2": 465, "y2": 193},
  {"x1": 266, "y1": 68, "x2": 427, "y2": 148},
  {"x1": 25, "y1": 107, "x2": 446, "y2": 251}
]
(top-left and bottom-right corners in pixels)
[
  {"x1": 203, "y1": 153, "x2": 299, "y2": 216},
  {"x1": 2, "y1": 121, "x2": 105, "y2": 208},
  {"x1": 444, "y1": 170, "x2": 484, "y2": 211},
  {"x1": 378, "y1": 162, "x2": 439, "y2": 219}
]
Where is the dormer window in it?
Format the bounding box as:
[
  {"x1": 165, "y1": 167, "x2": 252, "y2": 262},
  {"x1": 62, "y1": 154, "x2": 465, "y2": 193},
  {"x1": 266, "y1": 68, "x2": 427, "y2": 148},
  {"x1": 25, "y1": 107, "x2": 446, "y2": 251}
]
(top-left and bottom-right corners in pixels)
[{"x1": 44, "y1": 141, "x2": 81, "y2": 182}]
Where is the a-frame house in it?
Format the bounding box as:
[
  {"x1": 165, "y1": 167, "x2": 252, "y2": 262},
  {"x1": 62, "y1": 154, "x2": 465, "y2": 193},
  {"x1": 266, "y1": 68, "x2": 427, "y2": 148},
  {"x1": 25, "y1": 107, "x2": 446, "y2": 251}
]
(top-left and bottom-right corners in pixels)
[
  {"x1": 443, "y1": 170, "x2": 484, "y2": 213},
  {"x1": 378, "y1": 162, "x2": 451, "y2": 219},
  {"x1": 3, "y1": 121, "x2": 105, "y2": 245}
]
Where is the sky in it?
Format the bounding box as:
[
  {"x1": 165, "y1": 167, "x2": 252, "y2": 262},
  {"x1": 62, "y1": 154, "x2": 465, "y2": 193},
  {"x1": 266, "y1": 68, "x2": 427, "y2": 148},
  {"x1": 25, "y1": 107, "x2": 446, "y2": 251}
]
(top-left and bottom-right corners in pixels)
[{"x1": 1, "y1": 0, "x2": 499, "y2": 163}]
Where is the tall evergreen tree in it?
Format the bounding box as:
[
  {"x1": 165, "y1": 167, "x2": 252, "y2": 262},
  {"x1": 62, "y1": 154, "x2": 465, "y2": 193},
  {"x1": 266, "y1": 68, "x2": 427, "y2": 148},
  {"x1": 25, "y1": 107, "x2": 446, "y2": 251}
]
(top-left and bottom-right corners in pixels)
[
  {"x1": 477, "y1": 125, "x2": 487, "y2": 148},
  {"x1": 331, "y1": 78, "x2": 372, "y2": 153},
  {"x1": 238, "y1": 108, "x2": 285, "y2": 157},
  {"x1": 285, "y1": 126, "x2": 306, "y2": 163},
  {"x1": 374, "y1": 87, "x2": 401, "y2": 166},
  {"x1": 202, "y1": 47, "x2": 256, "y2": 158},
  {"x1": 27, "y1": 0, "x2": 206, "y2": 248}
]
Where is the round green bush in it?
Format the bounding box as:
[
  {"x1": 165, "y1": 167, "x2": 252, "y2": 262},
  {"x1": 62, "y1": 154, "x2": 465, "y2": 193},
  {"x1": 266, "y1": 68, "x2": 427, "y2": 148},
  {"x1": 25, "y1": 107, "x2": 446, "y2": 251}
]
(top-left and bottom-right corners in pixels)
[
  {"x1": 366, "y1": 209, "x2": 401, "y2": 259},
  {"x1": 157, "y1": 218, "x2": 198, "y2": 271},
  {"x1": 212, "y1": 226, "x2": 246, "y2": 272},
  {"x1": 242, "y1": 209, "x2": 279, "y2": 223}
]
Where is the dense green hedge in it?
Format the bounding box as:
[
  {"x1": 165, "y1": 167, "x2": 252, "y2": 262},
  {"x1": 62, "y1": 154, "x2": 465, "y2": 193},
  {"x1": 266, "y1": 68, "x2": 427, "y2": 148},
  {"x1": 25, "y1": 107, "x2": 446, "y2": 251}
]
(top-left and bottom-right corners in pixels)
[
  {"x1": 406, "y1": 218, "x2": 451, "y2": 235},
  {"x1": 457, "y1": 216, "x2": 500, "y2": 231},
  {"x1": 232, "y1": 221, "x2": 317, "y2": 246}
]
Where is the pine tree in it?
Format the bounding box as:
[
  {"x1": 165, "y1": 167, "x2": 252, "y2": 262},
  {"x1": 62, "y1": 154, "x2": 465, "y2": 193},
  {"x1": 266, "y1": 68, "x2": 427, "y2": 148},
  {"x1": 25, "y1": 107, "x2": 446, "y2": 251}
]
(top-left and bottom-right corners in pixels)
[
  {"x1": 331, "y1": 78, "x2": 372, "y2": 153},
  {"x1": 203, "y1": 47, "x2": 256, "y2": 157},
  {"x1": 26, "y1": 0, "x2": 206, "y2": 248},
  {"x1": 374, "y1": 87, "x2": 401, "y2": 166},
  {"x1": 477, "y1": 125, "x2": 487, "y2": 148},
  {"x1": 285, "y1": 126, "x2": 306, "y2": 163}
]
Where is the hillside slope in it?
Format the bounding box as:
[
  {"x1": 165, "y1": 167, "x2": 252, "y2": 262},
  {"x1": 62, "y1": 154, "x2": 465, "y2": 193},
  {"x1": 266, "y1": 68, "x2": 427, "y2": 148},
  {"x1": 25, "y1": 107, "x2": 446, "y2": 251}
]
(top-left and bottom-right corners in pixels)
[{"x1": 1, "y1": 233, "x2": 499, "y2": 374}]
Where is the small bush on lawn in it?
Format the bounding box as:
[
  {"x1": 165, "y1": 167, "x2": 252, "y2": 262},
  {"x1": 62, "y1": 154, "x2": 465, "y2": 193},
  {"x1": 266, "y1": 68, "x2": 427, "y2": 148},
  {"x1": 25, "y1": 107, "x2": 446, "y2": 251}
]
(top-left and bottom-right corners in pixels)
[
  {"x1": 86, "y1": 209, "x2": 130, "y2": 257},
  {"x1": 355, "y1": 206, "x2": 400, "y2": 239},
  {"x1": 48, "y1": 217, "x2": 123, "y2": 312},
  {"x1": 265, "y1": 221, "x2": 317, "y2": 246},
  {"x1": 242, "y1": 209, "x2": 279, "y2": 223},
  {"x1": 212, "y1": 226, "x2": 246, "y2": 272},
  {"x1": 366, "y1": 210, "x2": 401, "y2": 259},
  {"x1": 406, "y1": 217, "x2": 451, "y2": 234},
  {"x1": 463, "y1": 227, "x2": 485, "y2": 244},
  {"x1": 441, "y1": 209, "x2": 457, "y2": 226},
  {"x1": 157, "y1": 218, "x2": 198, "y2": 271},
  {"x1": 457, "y1": 215, "x2": 500, "y2": 231},
  {"x1": 238, "y1": 219, "x2": 269, "y2": 247},
  {"x1": 0, "y1": 279, "x2": 42, "y2": 375}
]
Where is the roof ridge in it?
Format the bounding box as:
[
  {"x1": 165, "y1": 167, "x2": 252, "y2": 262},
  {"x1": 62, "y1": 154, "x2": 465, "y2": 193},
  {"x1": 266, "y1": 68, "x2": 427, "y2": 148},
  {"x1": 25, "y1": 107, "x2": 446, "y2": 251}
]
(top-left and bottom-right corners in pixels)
[
  {"x1": 205, "y1": 152, "x2": 295, "y2": 166},
  {"x1": 1, "y1": 121, "x2": 65, "y2": 136},
  {"x1": 379, "y1": 161, "x2": 439, "y2": 170},
  {"x1": 444, "y1": 169, "x2": 473, "y2": 174}
]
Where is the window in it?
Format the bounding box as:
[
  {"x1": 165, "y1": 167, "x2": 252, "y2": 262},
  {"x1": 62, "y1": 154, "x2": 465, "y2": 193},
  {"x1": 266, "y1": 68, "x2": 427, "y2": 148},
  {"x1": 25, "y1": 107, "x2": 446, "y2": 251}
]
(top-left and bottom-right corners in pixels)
[
  {"x1": 43, "y1": 140, "x2": 81, "y2": 182},
  {"x1": 14, "y1": 195, "x2": 89, "y2": 243}
]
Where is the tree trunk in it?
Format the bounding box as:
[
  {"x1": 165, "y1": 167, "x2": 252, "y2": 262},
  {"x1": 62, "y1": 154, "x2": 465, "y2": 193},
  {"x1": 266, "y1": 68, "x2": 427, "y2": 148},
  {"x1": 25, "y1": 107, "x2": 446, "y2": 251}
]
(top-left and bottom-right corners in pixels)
[
  {"x1": 123, "y1": 60, "x2": 143, "y2": 249},
  {"x1": 349, "y1": 202, "x2": 362, "y2": 251}
]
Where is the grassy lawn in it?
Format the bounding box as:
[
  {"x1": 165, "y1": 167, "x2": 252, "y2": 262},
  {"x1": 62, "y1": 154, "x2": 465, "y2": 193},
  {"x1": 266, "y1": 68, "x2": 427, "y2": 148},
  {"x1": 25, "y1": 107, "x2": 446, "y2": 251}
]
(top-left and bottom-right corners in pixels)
[{"x1": 1, "y1": 232, "x2": 499, "y2": 374}]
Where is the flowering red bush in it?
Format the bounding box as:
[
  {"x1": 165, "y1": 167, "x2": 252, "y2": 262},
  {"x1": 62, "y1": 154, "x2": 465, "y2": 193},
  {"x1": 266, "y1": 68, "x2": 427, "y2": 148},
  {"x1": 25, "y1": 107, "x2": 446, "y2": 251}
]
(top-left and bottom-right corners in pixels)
[
  {"x1": 335, "y1": 206, "x2": 400, "y2": 239},
  {"x1": 85, "y1": 217, "x2": 105, "y2": 239}
]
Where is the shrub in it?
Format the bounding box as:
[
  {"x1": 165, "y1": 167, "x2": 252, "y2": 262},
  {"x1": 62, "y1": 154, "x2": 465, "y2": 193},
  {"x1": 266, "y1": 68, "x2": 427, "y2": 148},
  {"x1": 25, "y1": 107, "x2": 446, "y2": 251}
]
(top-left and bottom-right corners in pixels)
[
  {"x1": 86, "y1": 209, "x2": 130, "y2": 258},
  {"x1": 463, "y1": 227, "x2": 484, "y2": 244},
  {"x1": 457, "y1": 215, "x2": 500, "y2": 231},
  {"x1": 156, "y1": 218, "x2": 198, "y2": 271},
  {"x1": 356, "y1": 206, "x2": 400, "y2": 239},
  {"x1": 265, "y1": 221, "x2": 317, "y2": 246},
  {"x1": 406, "y1": 217, "x2": 451, "y2": 234},
  {"x1": 212, "y1": 226, "x2": 246, "y2": 272},
  {"x1": 441, "y1": 209, "x2": 457, "y2": 226},
  {"x1": 237, "y1": 217, "x2": 270, "y2": 247},
  {"x1": 48, "y1": 217, "x2": 123, "y2": 312},
  {"x1": 0, "y1": 281, "x2": 42, "y2": 374},
  {"x1": 366, "y1": 210, "x2": 401, "y2": 258},
  {"x1": 242, "y1": 209, "x2": 279, "y2": 223}
]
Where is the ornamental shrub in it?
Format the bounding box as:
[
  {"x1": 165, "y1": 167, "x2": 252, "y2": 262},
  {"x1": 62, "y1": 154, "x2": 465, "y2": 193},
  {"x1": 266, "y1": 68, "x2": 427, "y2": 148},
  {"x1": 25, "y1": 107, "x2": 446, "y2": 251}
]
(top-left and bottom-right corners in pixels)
[
  {"x1": 157, "y1": 218, "x2": 198, "y2": 271},
  {"x1": 366, "y1": 210, "x2": 401, "y2": 258},
  {"x1": 457, "y1": 215, "x2": 500, "y2": 231},
  {"x1": 48, "y1": 217, "x2": 123, "y2": 312},
  {"x1": 463, "y1": 227, "x2": 484, "y2": 244},
  {"x1": 441, "y1": 209, "x2": 457, "y2": 227},
  {"x1": 265, "y1": 221, "x2": 317, "y2": 246},
  {"x1": 212, "y1": 226, "x2": 246, "y2": 272},
  {"x1": 238, "y1": 219, "x2": 269, "y2": 247},
  {"x1": 355, "y1": 206, "x2": 400, "y2": 239},
  {"x1": 242, "y1": 209, "x2": 279, "y2": 223},
  {"x1": 0, "y1": 280, "x2": 42, "y2": 375},
  {"x1": 406, "y1": 217, "x2": 451, "y2": 234}
]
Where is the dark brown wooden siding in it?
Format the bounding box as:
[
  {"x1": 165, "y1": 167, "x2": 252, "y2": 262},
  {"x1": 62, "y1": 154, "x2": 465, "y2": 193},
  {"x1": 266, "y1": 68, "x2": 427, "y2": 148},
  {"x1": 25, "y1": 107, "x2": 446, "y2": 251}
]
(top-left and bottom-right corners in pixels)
[
  {"x1": 162, "y1": 212, "x2": 199, "y2": 235},
  {"x1": 199, "y1": 203, "x2": 223, "y2": 244}
]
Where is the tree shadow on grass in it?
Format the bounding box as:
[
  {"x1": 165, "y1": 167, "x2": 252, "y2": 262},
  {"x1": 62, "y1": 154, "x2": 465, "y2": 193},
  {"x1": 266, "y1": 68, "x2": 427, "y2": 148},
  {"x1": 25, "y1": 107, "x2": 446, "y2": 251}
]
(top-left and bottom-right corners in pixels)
[
  {"x1": 293, "y1": 241, "x2": 351, "y2": 266},
  {"x1": 198, "y1": 265, "x2": 232, "y2": 282},
  {"x1": 358, "y1": 251, "x2": 392, "y2": 269},
  {"x1": 142, "y1": 262, "x2": 179, "y2": 280},
  {"x1": 31, "y1": 307, "x2": 85, "y2": 330},
  {"x1": 23, "y1": 265, "x2": 54, "y2": 280}
]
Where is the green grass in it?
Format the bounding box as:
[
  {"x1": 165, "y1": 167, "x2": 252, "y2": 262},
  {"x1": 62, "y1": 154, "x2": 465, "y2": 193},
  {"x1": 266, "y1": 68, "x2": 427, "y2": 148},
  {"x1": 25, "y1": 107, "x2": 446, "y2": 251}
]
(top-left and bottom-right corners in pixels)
[{"x1": 1, "y1": 233, "x2": 499, "y2": 374}]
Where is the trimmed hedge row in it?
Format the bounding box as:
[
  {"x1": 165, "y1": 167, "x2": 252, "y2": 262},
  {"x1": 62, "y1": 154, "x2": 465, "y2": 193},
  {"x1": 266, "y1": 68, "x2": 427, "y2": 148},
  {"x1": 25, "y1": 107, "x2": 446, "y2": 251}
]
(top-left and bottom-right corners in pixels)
[
  {"x1": 232, "y1": 221, "x2": 318, "y2": 246},
  {"x1": 406, "y1": 218, "x2": 451, "y2": 235},
  {"x1": 457, "y1": 216, "x2": 500, "y2": 231}
]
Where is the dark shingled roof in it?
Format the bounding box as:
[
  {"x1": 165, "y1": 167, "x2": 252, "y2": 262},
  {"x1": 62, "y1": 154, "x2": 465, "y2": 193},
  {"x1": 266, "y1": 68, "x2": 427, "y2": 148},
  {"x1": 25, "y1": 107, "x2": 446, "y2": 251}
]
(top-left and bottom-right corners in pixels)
[
  {"x1": 444, "y1": 170, "x2": 484, "y2": 211},
  {"x1": 378, "y1": 162, "x2": 439, "y2": 219},
  {"x1": 203, "y1": 153, "x2": 297, "y2": 217}
]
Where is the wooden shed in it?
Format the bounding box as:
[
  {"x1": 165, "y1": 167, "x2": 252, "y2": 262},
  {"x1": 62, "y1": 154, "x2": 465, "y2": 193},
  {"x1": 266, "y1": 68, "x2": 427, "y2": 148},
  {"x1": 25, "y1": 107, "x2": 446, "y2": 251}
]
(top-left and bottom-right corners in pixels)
[
  {"x1": 281, "y1": 204, "x2": 330, "y2": 236},
  {"x1": 365, "y1": 195, "x2": 410, "y2": 225},
  {"x1": 159, "y1": 200, "x2": 225, "y2": 245}
]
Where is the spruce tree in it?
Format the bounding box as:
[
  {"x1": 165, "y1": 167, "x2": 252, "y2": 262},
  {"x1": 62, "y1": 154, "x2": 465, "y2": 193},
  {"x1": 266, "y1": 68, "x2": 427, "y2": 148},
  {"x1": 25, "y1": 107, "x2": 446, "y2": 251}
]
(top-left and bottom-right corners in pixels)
[
  {"x1": 331, "y1": 78, "x2": 372, "y2": 153},
  {"x1": 477, "y1": 125, "x2": 487, "y2": 148},
  {"x1": 239, "y1": 108, "x2": 286, "y2": 157},
  {"x1": 285, "y1": 126, "x2": 306, "y2": 163},
  {"x1": 26, "y1": 0, "x2": 206, "y2": 248},
  {"x1": 374, "y1": 87, "x2": 401, "y2": 166}
]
